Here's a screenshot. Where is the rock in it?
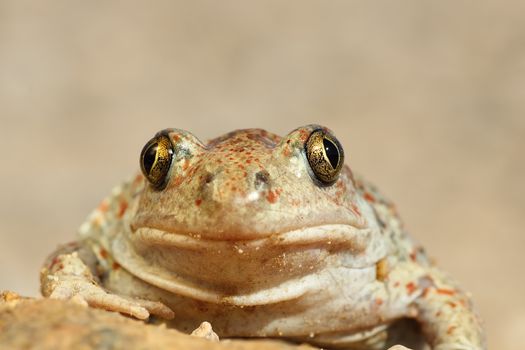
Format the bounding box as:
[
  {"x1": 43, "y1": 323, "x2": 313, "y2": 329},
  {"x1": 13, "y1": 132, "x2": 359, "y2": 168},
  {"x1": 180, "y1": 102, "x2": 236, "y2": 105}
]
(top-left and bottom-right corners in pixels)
[
  {"x1": 0, "y1": 291, "x2": 314, "y2": 350},
  {"x1": 191, "y1": 321, "x2": 220, "y2": 342},
  {"x1": 0, "y1": 291, "x2": 414, "y2": 349}
]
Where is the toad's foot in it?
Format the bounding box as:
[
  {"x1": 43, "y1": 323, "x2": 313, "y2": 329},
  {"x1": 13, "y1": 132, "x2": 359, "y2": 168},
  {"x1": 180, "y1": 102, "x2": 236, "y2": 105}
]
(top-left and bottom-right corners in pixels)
[
  {"x1": 191, "y1": 321, "x2": 220, "y2": 342},
  {"x1": 41, "y1": 251, "x2": 174, "y2": 320}
]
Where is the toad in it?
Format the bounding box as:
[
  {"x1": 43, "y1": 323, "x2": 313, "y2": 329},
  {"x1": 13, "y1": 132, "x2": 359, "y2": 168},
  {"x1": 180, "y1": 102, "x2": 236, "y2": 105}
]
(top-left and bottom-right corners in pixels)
[{"x1": 41, "y1": 125, "x2": 485, "y2": 349}]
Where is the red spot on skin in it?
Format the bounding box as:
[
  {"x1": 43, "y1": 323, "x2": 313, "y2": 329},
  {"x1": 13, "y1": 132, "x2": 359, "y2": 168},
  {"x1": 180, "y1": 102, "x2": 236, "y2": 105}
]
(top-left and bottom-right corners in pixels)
[
  {"x1": 98, "y1": 200, "x2": 109, "y2": 213},
  {"x1": 447, "y1": 301, "x2": 457, "y2": 308},
  {"x1": 100, "y1": 249, "x2": 108, "y2": 259},
  {"x1": 406, "y1": 282, "x2": 417, "y2": 295},
  {"x1": 118, "y1": 200, "x2": 128, "y2": 218},
  {"x1": 375, "y1": 298, "x2": 383, "y2": 306},
  {"x1": 459, "y1": 299, "x2": 467, "y2": 307},
  {"x1": 409, "y1": 251, "x2": 417, "y2": 262},
  {"x1": 173, "y1": 176, "x2": 184, "y2": 187},
  {"x1": 182, "y1": 159, "x2": 190, "y2": 171},
  {"x1": 246, "y1": 159, "x2": 252, "y2": 164},
  {"x1": 195, "y1": 199, "x2": 202, "y2": 206},
  {"x1": 394, "y1": 281, "x2": 400, "y2": 287},
  {"x1": 436, "y1": 288, "x2": 456, "y2": 296},
  {"x1": 363, "y1": 192, "x2": 375, "y2": 203},
  {"x1": 351, "y1": 204, "x2": 361, "y2": 216},
  {"x1": 49, "y1": 256, "x2": 60, "y2": 269},
  {"x1": 133, "y1": 173, "x2": 144, "y2": 184},
  {"x1": 112, "y1": 262, "x2": 120, "y2": 270},
  {"x1": 266, "y1": 189, "x2": 282, "y2": 204},
  {"x1": 447, "y1": 325, "x2": 456, "y2": 335},
  {"x1": 187, "y1": 167, "x2": 198, "y2": 180},
  {"x1": 299, "y1": 129, "x2": 309, "y2": 142}
]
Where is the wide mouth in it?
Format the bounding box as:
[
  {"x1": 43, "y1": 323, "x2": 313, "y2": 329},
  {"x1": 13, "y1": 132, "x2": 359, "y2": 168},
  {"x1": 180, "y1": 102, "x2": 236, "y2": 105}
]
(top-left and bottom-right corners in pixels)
[
  {"x1": 113, "y1": 223, "x2": 385, "y2": 306},
  {"x1": 131, "y1": 224, "x2": 370, "y2": 251}
]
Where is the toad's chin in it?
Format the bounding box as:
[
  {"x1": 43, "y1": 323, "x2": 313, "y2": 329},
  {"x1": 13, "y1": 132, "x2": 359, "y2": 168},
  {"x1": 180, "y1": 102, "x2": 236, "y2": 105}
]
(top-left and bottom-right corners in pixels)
[{"x1": 111, "y1": 224, "x2": 386, "y2": 306}]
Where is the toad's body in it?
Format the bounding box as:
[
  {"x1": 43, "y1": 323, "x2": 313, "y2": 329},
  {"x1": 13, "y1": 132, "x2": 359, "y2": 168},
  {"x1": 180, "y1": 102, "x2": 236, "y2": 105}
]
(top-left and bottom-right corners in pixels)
[{"x1": 41, "y1": 126, "x2": 485, "y2": 349}]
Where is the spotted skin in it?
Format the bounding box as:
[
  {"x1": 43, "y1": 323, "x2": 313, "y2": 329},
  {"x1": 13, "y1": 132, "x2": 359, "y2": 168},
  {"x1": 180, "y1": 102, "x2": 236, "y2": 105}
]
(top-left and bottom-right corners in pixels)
[{"x1": 41, "y1": 125, "x2": 485, "y2": 349}]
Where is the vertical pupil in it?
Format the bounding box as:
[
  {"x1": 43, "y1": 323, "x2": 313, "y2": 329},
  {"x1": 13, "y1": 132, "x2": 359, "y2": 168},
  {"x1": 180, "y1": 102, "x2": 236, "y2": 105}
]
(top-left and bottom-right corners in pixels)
[
  {"x1": 323, "y1": 138, "x2": 339, "y2": 169},
  {"x1": 143, "y1": 143, "x2": 158, "y2": 174}
]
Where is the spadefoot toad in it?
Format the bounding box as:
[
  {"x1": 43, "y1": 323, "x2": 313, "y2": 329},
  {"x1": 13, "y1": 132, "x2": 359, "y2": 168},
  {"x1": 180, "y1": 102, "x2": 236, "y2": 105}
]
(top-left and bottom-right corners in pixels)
[{"x1": 41, "y1": 125, "x2": 485, "y2": 349}]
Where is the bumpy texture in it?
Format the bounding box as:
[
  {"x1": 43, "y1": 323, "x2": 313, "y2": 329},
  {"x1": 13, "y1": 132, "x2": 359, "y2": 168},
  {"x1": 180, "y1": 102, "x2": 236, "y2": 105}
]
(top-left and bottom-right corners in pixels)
[
  {"x1": 0, "y1": 291, "x2": 313, "y2": 350},
  {"x1": 40, "y1": 126, "x2": 485, "y2": 349}
]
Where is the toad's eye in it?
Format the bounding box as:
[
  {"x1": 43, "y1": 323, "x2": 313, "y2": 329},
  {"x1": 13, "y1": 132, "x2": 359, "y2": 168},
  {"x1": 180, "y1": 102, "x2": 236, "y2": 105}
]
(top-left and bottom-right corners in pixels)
[
  {"x1": 140, "y1": 134, "x2": 174, "y2": 190},
  {"x1": 305, "y1": 129, "x2": 344, "y2": 185}
]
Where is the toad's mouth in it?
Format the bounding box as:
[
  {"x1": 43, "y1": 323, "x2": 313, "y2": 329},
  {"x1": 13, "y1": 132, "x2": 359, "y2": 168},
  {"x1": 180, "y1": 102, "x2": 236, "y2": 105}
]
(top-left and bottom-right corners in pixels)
[
  {"x1": 131, "y1": 223, "x2": 369, "y2": 250},
  {"x1": 112, "y1": 224, "x2": 385, "y2": 306}
]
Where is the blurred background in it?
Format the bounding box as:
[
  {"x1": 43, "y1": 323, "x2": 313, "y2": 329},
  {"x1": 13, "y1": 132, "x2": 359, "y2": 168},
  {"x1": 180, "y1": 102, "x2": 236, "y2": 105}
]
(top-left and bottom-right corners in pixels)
[{"x1": 0, "y1": 1, "x2": 523, "y2": 349}]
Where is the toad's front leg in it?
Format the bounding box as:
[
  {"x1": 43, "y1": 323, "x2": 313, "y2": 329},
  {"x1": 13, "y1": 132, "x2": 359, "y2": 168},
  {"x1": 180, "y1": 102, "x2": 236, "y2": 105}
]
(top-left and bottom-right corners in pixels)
[
  {"x1": 408, "y1": 266, "x2": 485, "y2": 350},
  {"x1": 40, "y1": 242, "x2": 174, "y2": 320}
]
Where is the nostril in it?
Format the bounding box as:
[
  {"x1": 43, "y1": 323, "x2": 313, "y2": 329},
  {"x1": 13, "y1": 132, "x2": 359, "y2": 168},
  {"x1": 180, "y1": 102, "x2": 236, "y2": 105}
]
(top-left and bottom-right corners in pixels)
[
  {"x1": 204, "y1": 172, "x2": 215, "y2": 184},
  {"x1": 254, "y1": 170, "x2": 270, "y2": 190}
]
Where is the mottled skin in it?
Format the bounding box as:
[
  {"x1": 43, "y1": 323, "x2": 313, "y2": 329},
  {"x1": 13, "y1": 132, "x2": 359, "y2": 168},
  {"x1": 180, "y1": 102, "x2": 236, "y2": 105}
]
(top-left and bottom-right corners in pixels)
[{"x1": 41, "y1": 125, "x2": 485, "y2": 350}]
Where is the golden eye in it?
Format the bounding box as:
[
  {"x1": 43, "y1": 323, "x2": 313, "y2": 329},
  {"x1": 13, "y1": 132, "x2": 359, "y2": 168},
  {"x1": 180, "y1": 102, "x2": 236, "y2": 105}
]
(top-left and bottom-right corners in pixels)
[
  {"x1": 140, "y1": 134, "x2": 174, "y2": 190},
  {"x1": 305, "y1": 129, "x2": 344, "y2": 185}
]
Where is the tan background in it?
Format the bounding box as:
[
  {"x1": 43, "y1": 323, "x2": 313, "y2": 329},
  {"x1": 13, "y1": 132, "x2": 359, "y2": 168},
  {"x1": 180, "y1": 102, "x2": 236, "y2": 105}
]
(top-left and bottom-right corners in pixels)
[{"x1": 0, "y1": 1, "x2": 524, "y2": 349}]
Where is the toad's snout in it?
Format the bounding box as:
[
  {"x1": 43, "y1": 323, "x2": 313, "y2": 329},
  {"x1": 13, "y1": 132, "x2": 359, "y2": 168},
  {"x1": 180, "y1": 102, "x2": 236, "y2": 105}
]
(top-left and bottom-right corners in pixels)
[{"x1": 194, "y1": 167, "x2": 273, "y2": 207}]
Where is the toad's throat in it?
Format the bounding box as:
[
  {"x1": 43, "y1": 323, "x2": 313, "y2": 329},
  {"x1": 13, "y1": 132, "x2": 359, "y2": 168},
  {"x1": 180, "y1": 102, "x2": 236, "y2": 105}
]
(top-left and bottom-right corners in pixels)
[{"x1": 112, "y1": 225, "x2": 386, "y2": 306}]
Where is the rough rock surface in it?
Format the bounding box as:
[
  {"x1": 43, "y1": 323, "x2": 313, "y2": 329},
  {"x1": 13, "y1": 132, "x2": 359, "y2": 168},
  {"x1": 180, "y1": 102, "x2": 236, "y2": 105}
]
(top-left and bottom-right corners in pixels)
[{"x1": 0, "y1": 291, "x2": 314, "y2": 350}]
